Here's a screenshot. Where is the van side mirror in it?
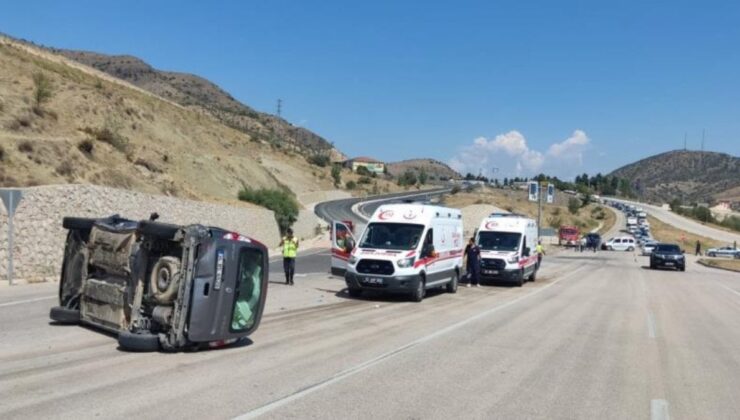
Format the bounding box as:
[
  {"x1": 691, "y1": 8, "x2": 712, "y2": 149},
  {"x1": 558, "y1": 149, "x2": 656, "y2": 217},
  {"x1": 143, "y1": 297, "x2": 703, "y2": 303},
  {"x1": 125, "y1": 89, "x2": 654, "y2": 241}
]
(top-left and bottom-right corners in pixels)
[
  {"x1": 422, "y1": 244, "x2": 434, "y2": 258},
  {"x1": 523, "y1": 247, "x2": 530, "y2": 257},
  {"x1": 345, "y1": 237, "x2": 355, "y2": 252}
]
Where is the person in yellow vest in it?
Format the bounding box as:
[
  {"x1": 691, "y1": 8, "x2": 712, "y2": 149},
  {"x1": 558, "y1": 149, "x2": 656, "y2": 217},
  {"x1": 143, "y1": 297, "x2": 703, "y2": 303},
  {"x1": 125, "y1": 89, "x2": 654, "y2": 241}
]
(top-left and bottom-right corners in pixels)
[
  {"x1": 535, "y1": 240, "x2": 545, "y2": 269},
  {"x1": 279, "y1": 228, "x2": 299, "y2": 285}
]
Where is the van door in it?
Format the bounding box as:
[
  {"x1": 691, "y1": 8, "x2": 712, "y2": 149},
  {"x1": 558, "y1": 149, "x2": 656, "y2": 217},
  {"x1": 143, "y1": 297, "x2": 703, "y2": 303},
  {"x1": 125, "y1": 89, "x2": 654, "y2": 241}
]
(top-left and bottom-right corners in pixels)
[{"x1": 331, "y1": 221, "x2": 355, "y2": 275}]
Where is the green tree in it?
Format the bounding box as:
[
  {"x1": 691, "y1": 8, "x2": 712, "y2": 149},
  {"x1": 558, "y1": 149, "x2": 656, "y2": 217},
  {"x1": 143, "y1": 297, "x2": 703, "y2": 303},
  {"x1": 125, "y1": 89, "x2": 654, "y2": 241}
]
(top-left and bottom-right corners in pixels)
[
  {"x1": 331, "y1": 165, "x2": 341, "y2": 187},
  {"x1": 568, "y1": 197, "x2": 581, "y2": 215},
  {"x1": 238, "y1": 187, "x2": 299, "y2": 233},
  {"x1": 33, "y1": 72, "x2": 54, "y2": 108},
  {"x1": 418, "y1": 168, "x2": 428, "y2": 185}
]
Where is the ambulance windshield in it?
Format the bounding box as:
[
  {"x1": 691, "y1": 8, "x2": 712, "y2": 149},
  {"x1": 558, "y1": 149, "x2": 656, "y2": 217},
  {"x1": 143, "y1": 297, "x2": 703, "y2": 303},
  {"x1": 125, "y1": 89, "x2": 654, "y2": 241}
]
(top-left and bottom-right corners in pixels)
[
  {"x1": 478, "y1": 231, "x2": 521, "y2": 252},
  {"x1": 359, "y1": 223, "x2": 425, "y2": 251}
]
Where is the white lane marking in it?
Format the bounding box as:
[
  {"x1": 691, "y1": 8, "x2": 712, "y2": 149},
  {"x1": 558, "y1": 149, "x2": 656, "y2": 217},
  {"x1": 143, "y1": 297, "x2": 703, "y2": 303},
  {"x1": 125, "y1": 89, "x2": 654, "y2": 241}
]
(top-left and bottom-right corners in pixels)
[
  {"x1": 234, "y1": 264, "x2": 588, "y2": 420},
  {"x1": 717, "y1": 282, "x2": 740, "y2": 298},
  {"x1": 651, "y1": 399, "x2": 670, "y2": 420},
  {"x1": 0, "y1": 295, "x2": 56, "y2": 308},
  {"x1": 647, "y1": 312, "x2": 657, "y2": 339}
]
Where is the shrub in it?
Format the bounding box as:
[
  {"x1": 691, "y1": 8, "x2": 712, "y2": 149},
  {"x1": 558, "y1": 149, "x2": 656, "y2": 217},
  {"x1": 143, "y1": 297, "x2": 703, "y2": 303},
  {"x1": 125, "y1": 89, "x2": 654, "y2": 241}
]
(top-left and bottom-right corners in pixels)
[
  {"x1": 450, "y1": 185, "x2": 461, "y2": 195},
  {"x1": 88, "y1": 119, "x2": 129, "y2": 153},
  {"x1": 17, "y1": 141, "x2": 33, "y2": 153},
  {"x1": 0, "y1": 145, "x2": 5, "y2": 161},
  {"x1": 397, "y1": 170, "x2": 417, "y2": 187},
  {"x1": 237, "y1": 187, "x2": 299, "y2": 232},
  {"x1": 357, "y1": 176, "x2": 372, "y2": 185},
  {"x1": 356, "y1": 166, "x2": 371, "y2": 176},
  {"x1": 345, "y1": 180, "x2": 357, "y2": 190},
  {"x1": 551, "y1": 207, "x2": 561, "y2": 216},
  {"x1": 719, "y1": 215, "x2": 740, "y2": 232},
  {"x1": 568, "y1": 197, "x2": 581, "y2": 215},
  {"x1": 418, "y1": 169, "x2": 428, "y2": 185},
  {"x1": 307, "y1": 154, "x2": 330, "y2": 167},
  {"x1": 331, "y1": 165, "x2": 341, "y2": 187},
  {"x1": 33, "y1": 72, "x2": 53, "y2": 108},
  {"x1": 56, "y1": 161, "x2": 74, "y2": 177},
  {"x1": 78, "y1": 139, "x2": 94, "y2": 155}
]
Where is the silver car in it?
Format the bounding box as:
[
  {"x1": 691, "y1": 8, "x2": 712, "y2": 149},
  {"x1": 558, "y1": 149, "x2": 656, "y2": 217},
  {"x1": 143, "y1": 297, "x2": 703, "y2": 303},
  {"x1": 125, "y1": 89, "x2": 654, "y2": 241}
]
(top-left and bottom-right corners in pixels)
[
  {"x1": 642, "y1": 241, "x2": 658, "y2": 256},
  {"x1": 706, "y1": 246, "x2": 740, "y2": 259}
]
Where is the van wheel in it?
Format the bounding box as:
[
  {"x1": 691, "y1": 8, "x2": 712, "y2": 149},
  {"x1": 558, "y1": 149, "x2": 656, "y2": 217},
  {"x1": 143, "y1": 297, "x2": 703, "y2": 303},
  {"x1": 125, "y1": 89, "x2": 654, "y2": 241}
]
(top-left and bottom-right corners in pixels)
[
  {"x1": 529, "y1": 268, "x2": 537, "y2": 282},
  {"x1": 150, "y1": 256, "x2": 181, "y2": 304},
  {"x1": 118, "y1": 331, "x2": 160, "y2": 352},
  {"x1": 628, "y1": 246, "x2": 635, "y2": 252},
  {"x1": 49, "y1": 306, "x2": 80, "y2": 324},
  {"x1": 411, "y1": 278, "x2": 425, "y2": 302},
  {"x1": 446, "y1": 271, "x2": 459, "y2": 293},
  {"x1": 516, "y1": 270, "x2": 524, "y2": 287}
]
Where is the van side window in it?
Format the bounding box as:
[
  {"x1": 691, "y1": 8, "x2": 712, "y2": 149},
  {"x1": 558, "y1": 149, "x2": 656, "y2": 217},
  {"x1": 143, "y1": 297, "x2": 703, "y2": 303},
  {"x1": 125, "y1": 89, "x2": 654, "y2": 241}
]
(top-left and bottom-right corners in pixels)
[{"x1": 422, "y1": 229, "x2": 434, "y2": 257}]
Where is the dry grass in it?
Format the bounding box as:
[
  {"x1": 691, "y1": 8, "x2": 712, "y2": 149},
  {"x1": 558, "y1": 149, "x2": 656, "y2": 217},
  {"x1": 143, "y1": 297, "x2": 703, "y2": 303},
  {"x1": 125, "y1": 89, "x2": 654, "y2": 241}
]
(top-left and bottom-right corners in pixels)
[
  {"x1": 444, "y1": 187, "x2": 614, "y2": 234},
  {"x1": 647, "y1": 215, "x2": 723, "y2": 249},
  {"x1": 698, "y1": 258, "x2": 740, "y2": 273}
]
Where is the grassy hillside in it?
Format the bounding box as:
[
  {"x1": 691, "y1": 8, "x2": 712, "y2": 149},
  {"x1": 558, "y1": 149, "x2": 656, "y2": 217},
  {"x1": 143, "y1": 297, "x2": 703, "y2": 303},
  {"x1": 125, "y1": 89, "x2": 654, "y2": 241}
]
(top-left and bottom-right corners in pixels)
[
  {"x1": 609, "y1": 150, "x2": 740, "y2": 204},
  {"x1": 0, "y1": 36, "x2": 342, "y2": 203},
  {"x1": 386, "y1": 158, "x2": 460, "y2": 181}
]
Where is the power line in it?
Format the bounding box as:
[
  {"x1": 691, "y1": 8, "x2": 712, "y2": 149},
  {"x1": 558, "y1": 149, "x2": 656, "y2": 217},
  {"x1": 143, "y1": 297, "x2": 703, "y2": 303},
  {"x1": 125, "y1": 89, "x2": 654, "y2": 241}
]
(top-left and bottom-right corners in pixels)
[{"x1": 276, "y1": 99, "x2": 282, "y2": 117}]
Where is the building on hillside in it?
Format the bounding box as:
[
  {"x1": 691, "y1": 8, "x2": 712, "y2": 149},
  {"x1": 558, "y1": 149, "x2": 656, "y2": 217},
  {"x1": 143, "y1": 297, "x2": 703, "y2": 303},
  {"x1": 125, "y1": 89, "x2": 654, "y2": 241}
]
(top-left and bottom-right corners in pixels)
[{"x1": 344, "y1": 157, "x2": 385, "y2": 174}]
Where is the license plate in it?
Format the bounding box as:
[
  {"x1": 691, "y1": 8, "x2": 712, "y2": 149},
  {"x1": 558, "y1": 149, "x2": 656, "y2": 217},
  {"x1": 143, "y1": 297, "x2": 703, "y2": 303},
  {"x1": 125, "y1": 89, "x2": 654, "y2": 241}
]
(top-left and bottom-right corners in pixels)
[
  {"x1": 484, "y1": 270, "x2": 499, "y2": 275},
  {"x1": 363, "y1": 277, "x2": 383, "y2": 285},
  {"x1": 665, "y1": 262, "x2": 674, "y2": 266}
]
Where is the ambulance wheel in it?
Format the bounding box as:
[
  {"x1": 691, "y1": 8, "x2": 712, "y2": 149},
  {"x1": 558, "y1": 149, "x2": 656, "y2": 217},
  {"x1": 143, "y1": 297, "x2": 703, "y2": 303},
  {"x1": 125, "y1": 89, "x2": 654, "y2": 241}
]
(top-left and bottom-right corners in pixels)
[
  {"x1": 515, "y1": 270, "x2": 524, "y2": 287},
  {"x1": 446, "y1": 271, "x2": 459, "y2": 293},
  {"x1": 411, "y1": 278, "x2": 426, "y2": 302},
  {"x1": 529, "y1": 268, "x2": 537, "y2": 282}
]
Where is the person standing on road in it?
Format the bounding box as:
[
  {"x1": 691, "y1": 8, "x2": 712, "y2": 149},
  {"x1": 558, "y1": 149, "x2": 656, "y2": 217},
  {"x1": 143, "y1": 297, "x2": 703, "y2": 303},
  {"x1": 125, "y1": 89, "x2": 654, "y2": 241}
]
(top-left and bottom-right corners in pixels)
[
  {"x1": 464, "y1": 237, "x2": 481, "y2": 288},
  {"x1": 536, "y1": 240, "x2": 545, "y2": 269},
  {"x1": 695, "y1": 240, "x2": 701, "y2": 256},
  {"x1": 279, "y1": 228, "x2": 299, "y2": 285}
]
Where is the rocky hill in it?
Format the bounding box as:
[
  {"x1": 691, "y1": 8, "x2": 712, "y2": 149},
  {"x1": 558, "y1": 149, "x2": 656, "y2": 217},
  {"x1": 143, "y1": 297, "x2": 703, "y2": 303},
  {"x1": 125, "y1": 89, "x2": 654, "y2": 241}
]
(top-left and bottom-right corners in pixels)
[
  {"x1": 54, "y1": 49, "x2": 344, "y2": 160},
  {"x1": 0, "y1": 35, "x2": 341, "y2": 202},
  {"x1": 387, "y1": 158, "x2": 461, "y2": 181},
  {"x1": 609, "y1": 150, "x2": 740, "y2": 204}
]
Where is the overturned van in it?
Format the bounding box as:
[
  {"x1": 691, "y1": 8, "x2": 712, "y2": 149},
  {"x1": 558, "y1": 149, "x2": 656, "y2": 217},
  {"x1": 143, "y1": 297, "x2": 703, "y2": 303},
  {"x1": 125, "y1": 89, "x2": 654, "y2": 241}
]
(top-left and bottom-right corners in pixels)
[{"x1": 49, "y1": 214, "x2": 268, "y2": 351}]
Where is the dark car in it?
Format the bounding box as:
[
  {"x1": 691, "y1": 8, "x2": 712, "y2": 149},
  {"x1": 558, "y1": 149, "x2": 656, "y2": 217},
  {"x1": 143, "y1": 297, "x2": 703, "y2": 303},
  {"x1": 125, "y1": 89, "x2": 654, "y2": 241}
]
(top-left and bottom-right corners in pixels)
[
  {"x1": 585, "y1": 233, "x2": 601, "y2": 251},
  {"x1": 49, "y1": 214, "x2": 268, "y2": 351},
  {"x1": 650, "y1": 243, "x2": 686, "y2": 271}
]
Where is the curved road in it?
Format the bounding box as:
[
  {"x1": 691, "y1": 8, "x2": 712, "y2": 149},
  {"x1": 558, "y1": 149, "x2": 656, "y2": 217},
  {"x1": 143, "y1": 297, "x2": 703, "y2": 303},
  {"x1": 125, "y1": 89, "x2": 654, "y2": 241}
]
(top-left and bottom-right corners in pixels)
[{"x1": 609, "y1": 198, "x2": 740, "y2": 245}]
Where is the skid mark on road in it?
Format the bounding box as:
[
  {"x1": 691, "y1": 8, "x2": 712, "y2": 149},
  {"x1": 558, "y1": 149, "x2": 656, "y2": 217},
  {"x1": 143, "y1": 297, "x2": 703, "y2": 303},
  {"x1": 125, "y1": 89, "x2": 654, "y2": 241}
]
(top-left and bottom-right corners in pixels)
[
  {"x1": 234, "y1": 264, "x2": 589, "y2": 420},
  {"x1": 0, "y1": 296, "x2": 55, "y2": 308},
  {"x1": 651, "y1": 399, "x2": 670, "y2": 420}
]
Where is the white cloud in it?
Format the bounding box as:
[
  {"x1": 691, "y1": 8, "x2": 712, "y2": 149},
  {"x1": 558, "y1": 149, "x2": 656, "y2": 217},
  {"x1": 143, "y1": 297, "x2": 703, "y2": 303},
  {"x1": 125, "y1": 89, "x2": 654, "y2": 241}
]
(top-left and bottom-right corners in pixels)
[{"x1": 448, "y1": 130, "x2": 591, "y2": 178}]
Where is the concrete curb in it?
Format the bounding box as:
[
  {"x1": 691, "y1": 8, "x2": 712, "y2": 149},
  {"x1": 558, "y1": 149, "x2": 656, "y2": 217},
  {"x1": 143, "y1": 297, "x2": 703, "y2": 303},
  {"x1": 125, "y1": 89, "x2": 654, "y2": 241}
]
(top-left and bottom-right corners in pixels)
[{"x1": 696, "y1": 259, "x2": 740, "y2": 274}]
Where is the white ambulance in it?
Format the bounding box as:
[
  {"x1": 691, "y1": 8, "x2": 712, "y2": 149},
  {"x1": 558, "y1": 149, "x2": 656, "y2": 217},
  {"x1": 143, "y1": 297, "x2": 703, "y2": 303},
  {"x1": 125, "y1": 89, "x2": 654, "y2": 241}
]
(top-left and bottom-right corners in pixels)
[
  {"x1": 334, "y1": 203, "x2": 464, "y2": 302},
  {"x1": 476, "y1": 213, "x2": 538, "y2": 287}
]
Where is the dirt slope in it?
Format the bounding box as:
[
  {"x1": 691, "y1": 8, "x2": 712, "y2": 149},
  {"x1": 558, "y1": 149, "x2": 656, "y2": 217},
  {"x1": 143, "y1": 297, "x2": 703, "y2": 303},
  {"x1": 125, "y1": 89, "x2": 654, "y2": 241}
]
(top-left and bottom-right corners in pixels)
[{"x1": 0, "y1": 36, "x2": 338, "y2": 203}]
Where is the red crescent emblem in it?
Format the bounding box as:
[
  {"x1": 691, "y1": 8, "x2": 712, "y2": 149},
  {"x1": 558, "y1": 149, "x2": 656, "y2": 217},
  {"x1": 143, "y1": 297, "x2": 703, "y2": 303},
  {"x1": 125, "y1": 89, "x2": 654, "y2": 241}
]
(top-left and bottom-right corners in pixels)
[
  {"x1": 485, "y1": 221, "x2": 497, "y2": 230},
  {"x1": 378, "y1": 210, "x2": 394, "y2": 220},
  {"x1": 403, "y1": 210, "x2": 417, "y2": 220}
]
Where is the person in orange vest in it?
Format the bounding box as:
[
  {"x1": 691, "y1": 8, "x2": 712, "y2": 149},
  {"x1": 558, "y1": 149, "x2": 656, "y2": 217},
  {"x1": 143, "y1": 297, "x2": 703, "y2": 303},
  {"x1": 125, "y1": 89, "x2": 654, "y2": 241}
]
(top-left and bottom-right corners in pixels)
[{"x1": 279, "y1": 228, "x2": 299, "y2": 285}]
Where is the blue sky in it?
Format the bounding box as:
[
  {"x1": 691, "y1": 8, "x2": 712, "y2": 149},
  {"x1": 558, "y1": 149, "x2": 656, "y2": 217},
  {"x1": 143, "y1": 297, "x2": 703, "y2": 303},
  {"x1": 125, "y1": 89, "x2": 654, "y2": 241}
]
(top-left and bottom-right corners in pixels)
[{"x1": 2, "y1": 1, "x2": 739, "y2": 180}]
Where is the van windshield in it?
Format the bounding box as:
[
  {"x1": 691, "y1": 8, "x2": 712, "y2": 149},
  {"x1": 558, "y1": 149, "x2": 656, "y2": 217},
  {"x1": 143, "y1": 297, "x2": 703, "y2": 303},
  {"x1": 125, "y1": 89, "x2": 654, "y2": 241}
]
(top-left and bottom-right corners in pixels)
[
  {"x1": 359, "y1": 223, "x2": 425, "y2": 251},
  {"x1": 231, "y1": 247, "x2": 264, "y2": 332},
  {"x1": 478, "y1": 231, "x2": 521, "y2": 252}
]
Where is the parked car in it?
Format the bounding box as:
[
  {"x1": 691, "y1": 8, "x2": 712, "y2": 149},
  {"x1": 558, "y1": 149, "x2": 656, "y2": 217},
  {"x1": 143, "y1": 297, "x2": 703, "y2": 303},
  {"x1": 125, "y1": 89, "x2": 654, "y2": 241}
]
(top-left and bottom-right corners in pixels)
[
  {"x1": 650, "y1": 243, "x2": 686, "y2": 271},
  {"x1": 706, "y1": 246, "x2": 740, "y2": 259},
  {"x1": 641, "y1": 240, "x2": 658, "y2": 256},
  {"x1": 605, "y1": 236, "x2": 636, "y2": 251},
  {"x1": 49, "y1": 214, "x2": 268, "y2": 351}
]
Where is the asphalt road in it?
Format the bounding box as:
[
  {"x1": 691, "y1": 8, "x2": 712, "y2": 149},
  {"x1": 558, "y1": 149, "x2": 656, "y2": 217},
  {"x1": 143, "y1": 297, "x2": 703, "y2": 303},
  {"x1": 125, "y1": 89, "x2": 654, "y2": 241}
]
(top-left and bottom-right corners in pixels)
[
  {"x1": 609, "y1": 198, "x2": 740, "y2": 245},
  {"x1": 3, "y1": 236, "x2": 740, "y2": 419}
]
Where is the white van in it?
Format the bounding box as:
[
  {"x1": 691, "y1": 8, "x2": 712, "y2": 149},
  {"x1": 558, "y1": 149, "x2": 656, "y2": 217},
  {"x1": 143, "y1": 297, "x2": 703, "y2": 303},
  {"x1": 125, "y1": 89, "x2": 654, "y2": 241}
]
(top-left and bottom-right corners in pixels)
[
  {"x1": 605, "y1": 236, "x2": 636, "y2": 251},
  {"x1": 476, "y1": 213, "x2": 538, "y2": 287},
  {"x1": 336, "y1": 203, "x2": 464, "y2": 302}
]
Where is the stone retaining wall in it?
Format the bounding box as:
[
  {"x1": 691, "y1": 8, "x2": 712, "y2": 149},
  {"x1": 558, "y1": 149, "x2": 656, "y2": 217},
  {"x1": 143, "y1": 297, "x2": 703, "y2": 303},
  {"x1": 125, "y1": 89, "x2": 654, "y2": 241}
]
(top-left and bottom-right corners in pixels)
[{"x1": 0, "y1": 185, "x2": 281, "y2": 282}]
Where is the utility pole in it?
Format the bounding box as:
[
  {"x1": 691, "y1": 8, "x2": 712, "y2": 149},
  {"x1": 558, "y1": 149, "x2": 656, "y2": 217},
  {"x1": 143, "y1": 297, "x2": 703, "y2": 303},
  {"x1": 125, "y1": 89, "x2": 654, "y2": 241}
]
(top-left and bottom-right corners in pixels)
[
  {"x1": 683, "y1": 132, "x2": 687, "y2": 150},
  {"x1": 276, "y1": 99, "x2": 282, "y2": 118}
]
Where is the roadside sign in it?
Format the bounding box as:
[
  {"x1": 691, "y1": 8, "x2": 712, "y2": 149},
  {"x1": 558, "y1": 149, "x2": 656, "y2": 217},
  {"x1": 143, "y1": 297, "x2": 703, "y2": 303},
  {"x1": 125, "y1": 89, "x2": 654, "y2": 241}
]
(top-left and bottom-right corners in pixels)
[
  {"x1": 546, "y1": 183, "x2": 555, "y2": 204},
  {"x1": 1, "y1": 189, "x2": 22, "y2": 216},
  {"x1": 1, "y1": 189, "x2": 23, "y2": 286},
  {"x1": 528, "y1": 181, "x2": 539, "y2": 202}
]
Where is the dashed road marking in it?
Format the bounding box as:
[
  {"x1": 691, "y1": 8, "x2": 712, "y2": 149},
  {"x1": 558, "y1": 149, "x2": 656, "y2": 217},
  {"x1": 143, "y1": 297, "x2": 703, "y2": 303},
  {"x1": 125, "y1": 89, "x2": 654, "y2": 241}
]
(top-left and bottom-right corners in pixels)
[
  {"x1": 0, "y1": 296, "x2": 55, "y2": 308},
  {"x1": 651, "y1": 399, "x2": 670, "y2": 420}
]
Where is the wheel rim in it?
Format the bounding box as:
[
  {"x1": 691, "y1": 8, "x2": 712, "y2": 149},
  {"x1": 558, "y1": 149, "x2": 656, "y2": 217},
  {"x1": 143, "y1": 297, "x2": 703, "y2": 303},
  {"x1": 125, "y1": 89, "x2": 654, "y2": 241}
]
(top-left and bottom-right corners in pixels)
[{"x1": 157, "y1": 268, "x2": 171, "y2": 291}]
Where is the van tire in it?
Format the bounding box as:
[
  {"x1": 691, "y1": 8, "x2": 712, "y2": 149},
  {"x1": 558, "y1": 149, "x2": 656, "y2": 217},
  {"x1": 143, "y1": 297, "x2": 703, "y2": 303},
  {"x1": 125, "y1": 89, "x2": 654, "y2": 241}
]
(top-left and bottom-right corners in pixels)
[
  {"x1": 529, "y1": 268, "x2": 537, "y2": 282},
  {"x1": 515, "y1": 270, "x2": 524, "y2": 287},
  {"x1": 118, "y1": 331, "x2": 160, "y2": 352},
  {"x1": 348, "y1": 287, "x2": 362, "y2": 298},
  {"x1": 150, "y1": 256, "x2": 181, "y2": 303},
  {"x1": 446, "y1": 271, "x2": 458, "y2": 294},
  {"x1": 49, "y1": 306, "x2": 80, "y2": 324},
  {"x1": 628, "y1": 246, "x2": 635, "y2": 252},
  {"x1": 411, "y1": 278, "x2": 425, "y2": 302},
  {"x1": 138, "y1": 221, "x2": 180, "y2": 241},
  {"x1": 62, "y1": 217, "x2": 96, "y2": 231}
]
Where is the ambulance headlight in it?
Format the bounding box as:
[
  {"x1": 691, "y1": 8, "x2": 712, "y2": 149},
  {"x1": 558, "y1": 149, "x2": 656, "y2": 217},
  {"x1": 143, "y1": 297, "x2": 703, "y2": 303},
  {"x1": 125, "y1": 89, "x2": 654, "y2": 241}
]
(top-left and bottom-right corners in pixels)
[
  {"x1": 348, "y1": 255, "x2": 358, "y2": 265},
  {"x1": 507, "y1": 254, "x2": 519, "y2": 263},
  {"x1": 397, "y1": 257, "x2": 415, "y2": 268}
]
